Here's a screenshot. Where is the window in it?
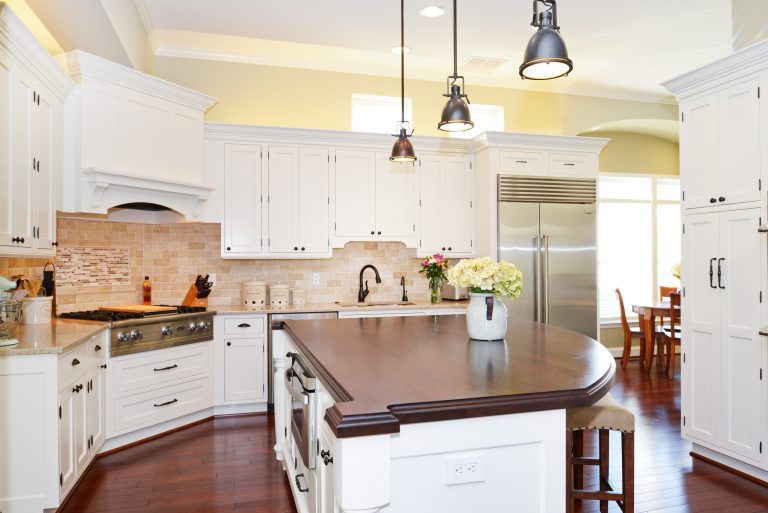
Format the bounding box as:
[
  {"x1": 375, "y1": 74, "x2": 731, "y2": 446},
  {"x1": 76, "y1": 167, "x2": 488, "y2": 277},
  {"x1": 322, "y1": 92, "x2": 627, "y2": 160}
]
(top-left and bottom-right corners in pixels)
[
  {"x1": 598, "y1": 175, "x2": 680, "y2": 321},
  {"x1": 448, "y1": 103, "x2": 505, "y2": 139},
  {"x1": 351, "y1": 94, "x2": 413, "y2": 134}
]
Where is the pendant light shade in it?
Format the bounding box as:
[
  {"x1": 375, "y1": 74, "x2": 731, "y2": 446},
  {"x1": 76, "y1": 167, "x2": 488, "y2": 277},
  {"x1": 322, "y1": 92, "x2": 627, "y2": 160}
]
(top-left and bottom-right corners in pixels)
[
  {"x1": 437, "y1": 0, "x2": 473, "y2": 132},
  {"x1": 520, "y1": 1, "x2": 573, "y2": 80},
  {"x1": 391, "y1": 0, "x2": 416, "y2": 162}
]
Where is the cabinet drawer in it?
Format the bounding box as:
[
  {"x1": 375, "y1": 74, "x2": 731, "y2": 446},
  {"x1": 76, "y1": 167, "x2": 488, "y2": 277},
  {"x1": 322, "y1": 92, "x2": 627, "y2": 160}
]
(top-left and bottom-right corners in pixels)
[
  {"x1": 58, "y1": 343, "x2": 89, "y2": 386},
  {"x1": 112, "y1": 376, "x2": 211, "y2": 434},
  {"x1": 548, "y1": 153, "x2": 592, "y2": 176},
  {"x1": 499, "y1": 150, "x2": 547, "y2": 175},
  {"x1": 111, "y1": 343, "x2": 210, "y2": 395},
  {"x1": 224, "y1": 316, "x2": 266, "y2": 335}
]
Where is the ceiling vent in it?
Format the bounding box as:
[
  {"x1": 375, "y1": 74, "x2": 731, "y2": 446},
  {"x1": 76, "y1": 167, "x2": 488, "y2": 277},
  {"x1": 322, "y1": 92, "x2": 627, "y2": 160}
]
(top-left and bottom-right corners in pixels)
[{"x1": 463, "y1": 56, "x2": 507, "y2": 73}]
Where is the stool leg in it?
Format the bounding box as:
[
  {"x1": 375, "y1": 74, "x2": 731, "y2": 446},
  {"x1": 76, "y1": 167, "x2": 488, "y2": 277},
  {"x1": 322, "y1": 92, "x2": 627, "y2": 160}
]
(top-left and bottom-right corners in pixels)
[
  {"x1": 622, "y1": 432, "x2": 634, "y2": 513},
  {"x1": 599, "y1": 429, "x2": 609, "y2": 513},
  {"x1": 565, "y1": 430, "x2": 573, "y2": 513},
  {"x1": 573, "y1": 430, "x2": 584, "y2": 491}
]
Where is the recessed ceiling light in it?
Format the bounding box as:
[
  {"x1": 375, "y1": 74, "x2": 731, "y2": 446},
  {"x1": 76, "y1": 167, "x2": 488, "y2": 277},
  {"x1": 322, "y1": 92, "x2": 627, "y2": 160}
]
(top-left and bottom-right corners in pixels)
[
  {"x1": 419, "y1": 5, "x2": 445, "y2": 17},
  {"x1": 391, "y1": 46, "x2": 411, "y2": 54}
]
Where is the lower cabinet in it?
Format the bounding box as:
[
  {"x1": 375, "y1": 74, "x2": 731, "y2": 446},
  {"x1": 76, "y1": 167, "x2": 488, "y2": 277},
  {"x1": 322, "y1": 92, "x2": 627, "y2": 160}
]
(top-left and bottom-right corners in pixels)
[
  {"x1": 318, "y1": 420, "x2": 338, "y2": 513},
  {"x1": 214, "y1": 314, "x2": 268, "y2": 407}
]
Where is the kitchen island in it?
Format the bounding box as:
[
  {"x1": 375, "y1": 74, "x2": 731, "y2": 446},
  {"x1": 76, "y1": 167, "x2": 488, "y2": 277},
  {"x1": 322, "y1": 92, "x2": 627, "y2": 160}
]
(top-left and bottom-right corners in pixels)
[{"x1": 272, "y1": 315, "x2": 615, "y2": 513}]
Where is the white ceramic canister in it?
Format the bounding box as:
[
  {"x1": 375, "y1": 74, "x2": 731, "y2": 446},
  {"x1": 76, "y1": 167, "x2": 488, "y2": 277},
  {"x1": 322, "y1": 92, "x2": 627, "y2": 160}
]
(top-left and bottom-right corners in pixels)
[
  {"x1": 21, "y1": 296, "x2": 53, "y2": 325},
  {"x1": 269, "y1": 283, "x2": 290, "y2": 308},
  {"x1": 291, "y1": 288, "x2": 306, "y2": 306},
  {"x1": 465, "y1": 292, "x2": 508, "y2": 341},
  {"x1": 242, "y1": 281, "x2": 267, "y2": 310}
]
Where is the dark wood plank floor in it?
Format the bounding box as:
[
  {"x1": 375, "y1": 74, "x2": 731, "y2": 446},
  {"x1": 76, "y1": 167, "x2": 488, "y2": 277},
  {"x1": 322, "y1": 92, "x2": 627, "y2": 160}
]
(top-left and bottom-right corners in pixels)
[{"x1": 61, "y1": 360, "x2": 768, "y2": 513}]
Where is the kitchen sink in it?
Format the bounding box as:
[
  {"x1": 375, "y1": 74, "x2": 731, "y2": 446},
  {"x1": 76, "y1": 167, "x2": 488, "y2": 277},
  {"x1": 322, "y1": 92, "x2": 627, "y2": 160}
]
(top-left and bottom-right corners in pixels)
[{"x1": 335, "y1": 301, "x2": 417, "y2": 308}]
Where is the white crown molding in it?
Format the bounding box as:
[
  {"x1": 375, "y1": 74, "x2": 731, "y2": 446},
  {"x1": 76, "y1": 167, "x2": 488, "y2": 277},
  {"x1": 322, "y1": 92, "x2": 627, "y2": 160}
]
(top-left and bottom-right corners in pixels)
[
  {"x1": 0, "y1": 4, "x2": 73, "y2": 100},
  {"x1": 663, "y1": 39, "x2": 768, "y2": 100},
  {"x1": 156, "y1": 44, "x2": 677, "y2": 106},
  {"x1": 57, "y1": 50, "x2": 217, "y2": 112},
  {"x1": 132, "y1": 0, "x2": 159, "y2": 52},
  {"x1": 471, "y1": 131, "x2": 610, "y2": 153}
]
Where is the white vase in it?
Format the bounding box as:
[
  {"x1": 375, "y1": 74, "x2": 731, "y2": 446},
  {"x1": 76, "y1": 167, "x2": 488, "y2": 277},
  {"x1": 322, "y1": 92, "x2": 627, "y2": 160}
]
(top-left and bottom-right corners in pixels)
[{"x1": 465, "y1": 292, "x2": 508, "y2": 341}]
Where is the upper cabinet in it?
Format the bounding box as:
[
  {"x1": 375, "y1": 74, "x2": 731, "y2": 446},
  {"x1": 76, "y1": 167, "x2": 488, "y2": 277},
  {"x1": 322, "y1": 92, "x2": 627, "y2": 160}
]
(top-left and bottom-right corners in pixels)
[
  {"x1": 333, "y1": 149, "x2": 417, "y2": 246},
  {"x1": 664, "y1": 41, "x2": 768, "y2": 211},
  {"x1": 223, "y1": 144, "x2": 264, "y2": 257},
  {"x1": 57, "y1": 51, "x2": 216, "y2": 219},
  {"x1": 0, "y1": 5, "x2": 72, "y2": 257}
]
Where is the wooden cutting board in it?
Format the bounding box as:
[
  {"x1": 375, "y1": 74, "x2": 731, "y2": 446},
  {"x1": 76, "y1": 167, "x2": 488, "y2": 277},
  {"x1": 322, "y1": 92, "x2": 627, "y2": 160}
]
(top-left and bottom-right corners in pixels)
[{"x1": 98, "y1": 305, "x2": 177, "y2": 314}]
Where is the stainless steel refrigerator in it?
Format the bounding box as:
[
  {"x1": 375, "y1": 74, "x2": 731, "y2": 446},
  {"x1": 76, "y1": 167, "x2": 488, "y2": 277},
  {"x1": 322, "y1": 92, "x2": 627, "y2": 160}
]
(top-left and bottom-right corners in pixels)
[{"x1": 498, "y1": 175, "x2": 598, "y2": 339}]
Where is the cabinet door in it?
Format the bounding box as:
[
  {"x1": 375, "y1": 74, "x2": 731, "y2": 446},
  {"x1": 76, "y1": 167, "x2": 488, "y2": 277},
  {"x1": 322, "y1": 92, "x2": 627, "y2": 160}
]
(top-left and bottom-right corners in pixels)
[
  {"x1": 681, "y1": 212, "x2": 720, "y2": 445},
  {"x1": 73, "y1": 377, "x2": 89, "y2": 475},
  {"x1": 718, "y1": 208, "x2": 763, "y2": 461},
  {"x1": 58, "y1": 387, "x2": 77, "y2": 498},
  {"x1": 374, "y1": 153, "x2": 416, "y2": 238},
  {"x1": 418, "y1": 154, "x2": 444, "y2": 254},
  {"x1": 224, "y1": 338, "x2": 266, "y2": 403},
  {"x1": 680, "y1": 94, "x2": 719, "y2": 209},
  {"x1": 719, "y1": 78, "x2": 761, "y2": 206},
  {"x1": 0, "y1": 56, "x2": 12, "y2": 247},
  {"x1": 223, "y1": 144, "x2": 263, "y2": 256},
  {"x1": 33, "y1": 88, "x2": 55, "y2": 250},
  {"x1": 8, "y1": 68, "x2": 33, "y2": 247},
  {"x1": 88, "y1": 365, "x2": 107, "y2": 453},
  {"x1": 318, "y1": 427, "x2": 337, "y2": 513},
  {"x1": 334, "y1": 150, "x2": 375, "y2": 237},
  {"x1": 298, "y1": 147, "x2": 330, "y2": 253},
  {"x1": 267, "y1": 145, "x2": 300, "y2": 254},
  {"x1": 442, "y1": 156, "x2": 474, "y2": 254}
]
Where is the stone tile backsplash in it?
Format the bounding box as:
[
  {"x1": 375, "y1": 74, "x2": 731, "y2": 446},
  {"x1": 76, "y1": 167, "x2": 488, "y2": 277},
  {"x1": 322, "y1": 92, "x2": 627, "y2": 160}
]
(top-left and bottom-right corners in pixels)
[{"x1": 1, "y1": 218, "x2": 437, "y2": 313}]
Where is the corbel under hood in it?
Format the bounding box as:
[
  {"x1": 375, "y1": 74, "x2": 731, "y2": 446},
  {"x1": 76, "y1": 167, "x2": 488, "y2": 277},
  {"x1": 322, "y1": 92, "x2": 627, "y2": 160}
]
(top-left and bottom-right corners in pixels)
[{"x1": 59, "y1": 51, "x2": 217, "y2": 220}]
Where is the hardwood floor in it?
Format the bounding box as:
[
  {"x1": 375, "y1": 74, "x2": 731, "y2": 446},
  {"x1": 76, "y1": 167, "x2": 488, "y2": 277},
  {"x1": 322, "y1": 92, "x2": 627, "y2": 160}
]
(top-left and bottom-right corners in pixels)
[{"x1": 61, "y1": 361, "x2": 768, "y2": 513}]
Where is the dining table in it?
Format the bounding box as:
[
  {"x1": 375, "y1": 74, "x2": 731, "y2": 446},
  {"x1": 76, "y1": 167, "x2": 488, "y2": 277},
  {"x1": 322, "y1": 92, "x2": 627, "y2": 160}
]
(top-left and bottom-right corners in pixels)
[{"x1": 632, "y1": 300, "x2": 681, "y2": 370}]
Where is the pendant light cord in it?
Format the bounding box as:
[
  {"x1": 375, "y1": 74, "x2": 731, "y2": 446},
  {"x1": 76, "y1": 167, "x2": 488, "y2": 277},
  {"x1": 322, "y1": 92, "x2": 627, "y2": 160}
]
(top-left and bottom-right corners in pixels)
[
  {"x1": 400, "y1": 0, "x2": 405, "y2": 123},
  {"x1": 452, "y1": 0, "x2": 457, "y2": 78}
]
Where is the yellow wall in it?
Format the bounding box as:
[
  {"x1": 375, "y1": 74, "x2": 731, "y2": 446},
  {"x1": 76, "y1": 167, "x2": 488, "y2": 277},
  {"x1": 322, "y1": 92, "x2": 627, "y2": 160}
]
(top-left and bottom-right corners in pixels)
[
  {"x1": 596, "y1": 131, "x2": 679, "y2": 175},
  {"x1": 153, "y1": 56, "x2": 679, "y2": 137}
]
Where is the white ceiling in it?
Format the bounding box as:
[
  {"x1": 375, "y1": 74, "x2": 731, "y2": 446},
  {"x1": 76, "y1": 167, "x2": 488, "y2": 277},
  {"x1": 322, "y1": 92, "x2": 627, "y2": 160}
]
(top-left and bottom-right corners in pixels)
[{"x1": 140, "y1": 0, "x2": 734, "y2": 103}]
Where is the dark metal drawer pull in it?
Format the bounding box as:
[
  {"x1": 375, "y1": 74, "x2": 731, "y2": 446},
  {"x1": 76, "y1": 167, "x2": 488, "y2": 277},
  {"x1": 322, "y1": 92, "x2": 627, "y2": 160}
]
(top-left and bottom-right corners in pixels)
[
  {"x1": 515, "y1": 160, "x2": 528, "y2": 164},
  {"x1": 295, "y1": 474, "x2": 309, "y2": 492},
  {"x1": 154, "y1": 364, "x2": 178, "y2": 372},
  {"x1": 563, "y1": 162, "x2": 576, "y2": 166},
  {"x1": 71, "y1": 358, "x2": 80, "y2": 366},
  {"x1": 237, "y1": 323, "x2": 251, "y2": 328},
  {"x1": 154, "y1": 398, "x2": 178, "y2": 408},
  {"x1": 94, "y1": 345, "x2": 102, "y2": 352}
]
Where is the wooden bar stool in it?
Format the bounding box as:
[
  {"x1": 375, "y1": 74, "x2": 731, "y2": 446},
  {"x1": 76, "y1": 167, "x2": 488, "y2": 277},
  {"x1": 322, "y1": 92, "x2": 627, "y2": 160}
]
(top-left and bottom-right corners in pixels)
[{"x1": 566, "y1": 393, "x2": 635, "y2": 513}]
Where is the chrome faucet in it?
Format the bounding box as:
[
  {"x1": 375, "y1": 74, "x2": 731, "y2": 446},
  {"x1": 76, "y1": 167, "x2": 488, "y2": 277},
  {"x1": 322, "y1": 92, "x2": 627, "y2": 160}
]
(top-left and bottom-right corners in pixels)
[{"x1": 358, "y1": 264, "x2": 382, "y2": 303}]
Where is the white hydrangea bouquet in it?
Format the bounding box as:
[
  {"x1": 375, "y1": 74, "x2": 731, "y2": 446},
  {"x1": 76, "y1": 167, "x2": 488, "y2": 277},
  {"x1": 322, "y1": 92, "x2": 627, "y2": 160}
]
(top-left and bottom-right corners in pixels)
[
  {"x1": 447, "y1": 257, "x2": 524, "y2": 300},
  {"x1": 447, "y1": 257, "x2": 524, "y2": 341}
]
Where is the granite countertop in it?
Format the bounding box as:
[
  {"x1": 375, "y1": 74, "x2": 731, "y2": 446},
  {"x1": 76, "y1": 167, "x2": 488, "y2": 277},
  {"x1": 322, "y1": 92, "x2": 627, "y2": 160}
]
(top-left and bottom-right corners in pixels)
[
  {"x1": 0, "y1": 319, "x2": 108, "y2": 356},
  {"x1": 214, "y1": 300, "x2": 468, "y2": 315},
  {"x1": 281, "y1": 316, "x2": 616, "y2": 438}
]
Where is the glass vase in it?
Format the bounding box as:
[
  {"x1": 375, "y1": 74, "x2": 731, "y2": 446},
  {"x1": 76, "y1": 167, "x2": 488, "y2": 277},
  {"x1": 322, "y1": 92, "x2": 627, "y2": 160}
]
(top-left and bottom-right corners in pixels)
[{"x1": 429, "y1": 279, "x2": 441, "y2": 304}]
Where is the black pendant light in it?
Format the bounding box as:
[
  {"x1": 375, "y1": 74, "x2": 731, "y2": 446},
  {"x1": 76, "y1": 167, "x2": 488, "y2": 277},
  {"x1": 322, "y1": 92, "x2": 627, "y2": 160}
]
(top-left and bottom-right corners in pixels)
[
  {"x1": 390, "y1": 0, "x2": 416, "y2": 162},
  {"x1": 519, "y1": 0, "x2": 573, "y2": 80},
  {"x1": 437, "y1": 0, "x2": 473, "y2": 132}
]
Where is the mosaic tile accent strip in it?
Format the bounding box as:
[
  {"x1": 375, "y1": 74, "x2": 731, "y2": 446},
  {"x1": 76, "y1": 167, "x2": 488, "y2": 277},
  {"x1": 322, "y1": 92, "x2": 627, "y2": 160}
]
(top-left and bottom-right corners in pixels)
[{"x1": 56, "y1": 247, "x2": 131, "y2": 288}]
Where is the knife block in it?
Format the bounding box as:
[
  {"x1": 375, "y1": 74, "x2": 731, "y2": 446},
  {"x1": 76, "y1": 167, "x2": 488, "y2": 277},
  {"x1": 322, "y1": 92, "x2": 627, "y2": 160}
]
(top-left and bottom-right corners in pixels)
[{"x1": 181, "y1": 284, "x2": 208, "y2": 308}]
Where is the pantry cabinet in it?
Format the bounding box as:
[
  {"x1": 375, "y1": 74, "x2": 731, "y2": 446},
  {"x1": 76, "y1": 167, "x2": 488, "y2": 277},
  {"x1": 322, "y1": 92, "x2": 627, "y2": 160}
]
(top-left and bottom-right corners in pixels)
[
  {"x1": 418, "y1": 153, "x2": 474, "y2": 257},
  {"x1": 0, "y1": 6, "x2": 70, "y2": 257},
  {"x1": 681, "y1": 208, "x2": 764, "y2": 463}
]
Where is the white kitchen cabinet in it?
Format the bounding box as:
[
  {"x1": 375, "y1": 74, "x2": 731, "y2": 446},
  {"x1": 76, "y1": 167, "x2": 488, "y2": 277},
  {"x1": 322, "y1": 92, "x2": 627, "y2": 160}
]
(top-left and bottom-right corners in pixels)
[
  {"x1": 333, "y1": 149, "x2": 417, "y2": 246},
  {"x1": 418, "y1": 153, "x2": 474, "y2": 257},
  {"x1": 679, "y1": 77, "x2": 761, "y2": 209},
  {"x1": 214, "y1": 315, "x2": 268, "y2": 409},
  {"x1": 223, "y1": 144, "x2": 264, "y2": 257},
  {"x1": 57, "y1": 385, "x2": 77, "y2": 497},
  {"x1": 681, "y1": 208, "x2": 763, "y2": 462},
  {"x1": 267, "y1": 145, "x2": 330, "y2": 257},
  {"x1": 318, "y1": 423, "x2": 338, "y2": 513}
]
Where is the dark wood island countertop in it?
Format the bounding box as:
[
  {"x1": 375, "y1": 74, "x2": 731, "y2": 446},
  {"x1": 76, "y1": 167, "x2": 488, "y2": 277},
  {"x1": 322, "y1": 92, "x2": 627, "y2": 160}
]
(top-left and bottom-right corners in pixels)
[{"x1": 280, "y1": 315, "x2": 615, "y2": 438}]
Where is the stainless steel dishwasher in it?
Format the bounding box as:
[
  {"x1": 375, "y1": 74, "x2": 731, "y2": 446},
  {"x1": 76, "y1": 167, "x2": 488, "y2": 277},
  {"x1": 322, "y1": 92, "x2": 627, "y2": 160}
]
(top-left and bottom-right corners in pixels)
[{"x1": 267, "y1": 311, "x2": 338, "y2": 412}]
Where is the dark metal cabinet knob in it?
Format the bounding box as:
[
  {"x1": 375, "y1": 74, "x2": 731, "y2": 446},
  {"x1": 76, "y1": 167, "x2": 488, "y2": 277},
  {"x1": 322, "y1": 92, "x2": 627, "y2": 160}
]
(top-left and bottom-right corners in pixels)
[
  {"x1": 448, "y1": 247, "x2": 452, "y2": 251},
  {"x1": 370, "y1": 231, "x2": 374, "y2": 235},
  {"x1": 52, "y1": 241, "x2": 58, "y2": 246},
  {"x1": 94, "y1": 345, "x2": 102, "y2": 352},
  {"x1": 294, "y1": 246, "x2": 298, "y2": 251},
  {"x1": 301, "y1": 247, "x2": 305, "y2": 251},
  {"x1": 226, "y1": 341, "x2": 232, "y2": 346},
  {"x1": 709, "y1": 198, "x2": 717, "y2": 203},
  {"x1": 71, "y1": 358, "x2": 80, "y2": 366},
  {"x1": 321, "y1": 449, "x2": 334, "y2": 465},
  {"x1": 718, "y1": 196, "x2": 726, "y2": 202},
  {"x1": 441, "y1": 247, "x2": 446, "y2": 251},
  {"x1": 377, "y1": 231, "x2": 381, "y2": 235},
  {"x1": 100, "y1": 364, "x2": 107, "y2": 369},
  {"x1": 226, "y1": 246, "x2": 231, "y2": 251}
]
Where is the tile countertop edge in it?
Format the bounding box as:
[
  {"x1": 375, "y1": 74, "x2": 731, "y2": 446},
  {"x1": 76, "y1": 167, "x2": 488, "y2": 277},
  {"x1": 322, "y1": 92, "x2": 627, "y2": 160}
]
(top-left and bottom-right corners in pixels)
[
  {"x1": 213, "y1": 300, "x2": 469, "y2": 315},
  {"x1": 0, "y1": 319, "x2": 109, "y2": 356}
]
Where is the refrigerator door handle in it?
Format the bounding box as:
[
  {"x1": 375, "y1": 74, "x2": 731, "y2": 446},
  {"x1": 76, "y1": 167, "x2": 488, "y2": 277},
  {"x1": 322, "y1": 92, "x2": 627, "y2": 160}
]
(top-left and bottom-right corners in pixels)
[
  {"x1": 533, "y1": 235, "x2": 541, "y2": 322},
  {"x1": 542, "y1": 235, "x2": 550, "y2": 324}
]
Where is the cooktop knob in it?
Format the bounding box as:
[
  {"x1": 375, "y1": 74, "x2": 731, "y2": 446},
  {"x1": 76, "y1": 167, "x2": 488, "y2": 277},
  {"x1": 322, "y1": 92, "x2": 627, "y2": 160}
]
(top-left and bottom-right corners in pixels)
[
  {"x1": 196, "y1": 321, "x2": 210, "y2": 331},
  {"x1": 161, "y1": 326, "x2": 173, "y2": 336},
  {"x1": 129, "y1": 330, "x2": 142, "y2": 340},
  {"x1": 188, "y1": 322, "x2": 198, "y2": 332},
  {"x1": 116, "y1": 332, "x2": 129, "y2": 342}
]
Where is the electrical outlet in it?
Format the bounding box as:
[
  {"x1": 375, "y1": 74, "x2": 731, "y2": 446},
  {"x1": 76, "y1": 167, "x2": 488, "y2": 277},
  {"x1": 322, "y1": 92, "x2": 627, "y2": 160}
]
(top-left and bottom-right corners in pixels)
[
  {"x1": 208, "y1": 273, "x2": 216, "y2": 286},
  {"x1": 312, "y1": 273, "x2": 321, "y2": 285},
  {"x1": 445, "y1": 454, "x2": 486, "y2": 485}
]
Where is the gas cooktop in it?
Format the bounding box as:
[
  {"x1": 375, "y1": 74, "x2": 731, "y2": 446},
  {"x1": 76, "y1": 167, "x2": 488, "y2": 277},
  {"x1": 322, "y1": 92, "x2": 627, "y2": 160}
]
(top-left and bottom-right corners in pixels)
[{"x1": 60, "y1": 305, "x2": 206, "y2": 322}]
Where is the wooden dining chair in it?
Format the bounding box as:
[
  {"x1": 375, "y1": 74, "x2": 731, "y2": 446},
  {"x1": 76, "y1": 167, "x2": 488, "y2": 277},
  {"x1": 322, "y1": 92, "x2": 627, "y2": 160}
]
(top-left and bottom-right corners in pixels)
[
  {"x1": 615, "y1": 289, "x2": 646, "y2": 369},
  {"x1": 658, "y1": 292, "x2": 681, "y2": 380},
  {"x1": 659, "y1": 286, "x2": 677, "y2": 301}
]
